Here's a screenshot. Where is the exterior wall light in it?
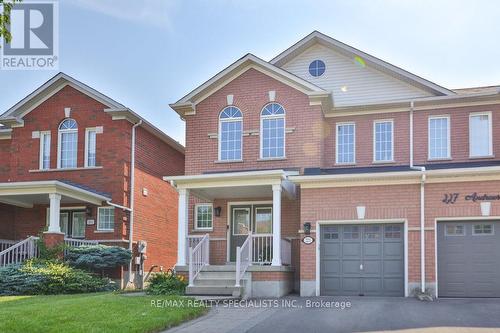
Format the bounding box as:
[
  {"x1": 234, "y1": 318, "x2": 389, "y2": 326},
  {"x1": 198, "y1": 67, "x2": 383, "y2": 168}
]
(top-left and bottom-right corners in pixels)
[
  {"x1": 303, "y1": 222, "x2": 311, "y2": 235},
  {"x1": 214, "y1": 206, "x2": 222, "y2": 217}
]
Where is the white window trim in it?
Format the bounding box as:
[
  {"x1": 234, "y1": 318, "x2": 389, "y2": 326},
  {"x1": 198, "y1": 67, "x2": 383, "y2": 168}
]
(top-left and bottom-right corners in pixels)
[
  {"x1": 444, "y1": 224, "x2": 465, "y2": 236},
  {"x1": 218, "y1": 109, "x2": 243, "y2": 162},
  {"x1": 472, "y1": 223, "x2": 495, "y2": 236},
  {"x1": 97, "y1": 206, "x2": 115, "y2": 231},
  {"x1": 428, "y1": 115, "x2": 451, "y2": 160},
  {"x1": 373, "y1": 119, "x2": 394, "y2": 163},
  {"x1": 194, "y1": 203, "x2": 214, "y2": 231},
  {"x1": 260, "y1": 104, "x2": 286, "y2": 160},
  {"x1": 84, "y1": 128, "x2": 97, "y2": 168},
  {"x1": 57, "y1": 121, "x2": 78, "y2": 169},
  {"x1": 39, "y1": 131, "x2": 51, "y2": 170},
  {"x1": 469, "y1": 111, "x2": 493, "y2": 158},
  {"x1": 335, "y1": 122, "x2": 356, "y2": 165}
]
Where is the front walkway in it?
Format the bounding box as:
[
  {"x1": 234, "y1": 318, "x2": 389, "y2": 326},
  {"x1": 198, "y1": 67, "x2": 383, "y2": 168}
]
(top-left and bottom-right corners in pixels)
[{"x1": 166, "y1": 296, "x2": 500, "y2": 333}]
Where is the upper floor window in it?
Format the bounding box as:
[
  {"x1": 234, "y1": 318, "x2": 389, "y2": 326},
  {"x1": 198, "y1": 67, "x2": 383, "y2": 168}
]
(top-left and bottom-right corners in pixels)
[
  {"x1": 373, "y1": 120, "x2": 393, "y2": 162},
  {"x1": 336, "y1": 123, "x2": 355, "y2": 164},
  {"x1": 57, "y1": 118, "x2": 78, "y2": 168},
  {"x1": 469, "y1": 112, "x2": 492, "y2": 158},
  {"x1": 85, "y1": 128, "x2": 97, "y2": 167},
  {"x1": 309, "y1": 60, "x2": 326, "y2": 77},
  {"x1": 39, "y1": 131, "x2": 51, "y2": 170},
  {"x1": 219, "y1": 106, "x2": 242, "y2": 161},
  {"x1": 429, "y1": 116, "x2": 450, "y2": 160},
  {"x1": 261, "y1": 103, "x2": 285, "y2": 159}
]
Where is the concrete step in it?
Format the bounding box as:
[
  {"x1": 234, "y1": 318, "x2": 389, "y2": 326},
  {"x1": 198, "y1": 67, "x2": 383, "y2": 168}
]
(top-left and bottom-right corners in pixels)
[
  {"x1": 201, "y1": 265, "x2": 236, "y2": 272},
  {"x1": 195, "y1": 277, "x2": 237, "y2": 287},
  {"x1": 198, "y1": 271, "x2": 238, "y2": 279},
  {"x1": 186, "y1": 285, "x2": 243, "y2": 297}
]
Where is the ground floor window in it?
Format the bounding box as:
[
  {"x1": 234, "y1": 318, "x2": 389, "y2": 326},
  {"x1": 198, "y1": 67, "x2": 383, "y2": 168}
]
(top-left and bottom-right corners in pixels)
[
  {"x1": 97, "y1": 207, "x2": 115, "y2": 231},
  {"x1": 195, "y1": 204, "x2": 213, "y2": 230}
]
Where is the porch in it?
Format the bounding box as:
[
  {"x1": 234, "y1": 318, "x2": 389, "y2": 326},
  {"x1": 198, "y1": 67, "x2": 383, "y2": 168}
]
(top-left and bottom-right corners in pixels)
[
  {"x1": 0, "y1": 180, "x2": 112, "y2": 266},
  {"x1": 165, "y1": 170, "x2": 299, "y2": 297}
]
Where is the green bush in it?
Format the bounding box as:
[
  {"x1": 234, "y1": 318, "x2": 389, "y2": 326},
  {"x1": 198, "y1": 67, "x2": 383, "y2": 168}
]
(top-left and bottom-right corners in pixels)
[
  {"x1": 146, "y1": 270, "x2": 188, "y2": 295},
  {"x1": 0, "y1": 259, "x2": 117, "y2": 296},
  {"x1": 65, "y1": 245, "x2": 132, "y2": 274}
]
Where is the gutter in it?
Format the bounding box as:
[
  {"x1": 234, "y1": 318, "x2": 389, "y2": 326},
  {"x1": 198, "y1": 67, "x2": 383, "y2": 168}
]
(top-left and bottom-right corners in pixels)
[{"x1": 409, "y1": 100, "x2": 426, "y2": 294}]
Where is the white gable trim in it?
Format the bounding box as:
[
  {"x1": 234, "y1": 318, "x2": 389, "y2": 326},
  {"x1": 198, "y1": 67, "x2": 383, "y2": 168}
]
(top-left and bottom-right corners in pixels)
[
  {"x1": 0, "y1": 73, "x2": 125, "y2": 121},
  {"x1": 170, "y1": 54, "x2": 329, "y2": 116},
  {"x1": 270, "y1": 31, "x2": 454, "y2": 97}
]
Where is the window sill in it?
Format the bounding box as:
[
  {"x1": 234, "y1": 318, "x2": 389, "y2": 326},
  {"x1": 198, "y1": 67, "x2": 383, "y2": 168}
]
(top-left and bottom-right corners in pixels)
[
  {"x1": 427, "y1": 158, "x2": 452, "y2": 162},
  {"x1": 30, "y1": 166, "x2": 103, "y2": 173},
  {"x1": 258, "y1": 157, "x2": 287, "y2": 162},
  {"x1": 192, "y1": 229, "x2": 213, "y2": 232},
  {"x1": 94, "y1": 230, "x2": 114, "y2": 233},
  {"x1": 214, "y1": 160, "x2": 243, "y2": 164},
  {"x1": 334, "y1": 163, "x2": 356, "y2": 166},
  {"x1": 469, "y1": 155, "x2": 495, "y2": 160},
  {"x1": 372, "y1": 160, "x2": 396, "y2": 165}
]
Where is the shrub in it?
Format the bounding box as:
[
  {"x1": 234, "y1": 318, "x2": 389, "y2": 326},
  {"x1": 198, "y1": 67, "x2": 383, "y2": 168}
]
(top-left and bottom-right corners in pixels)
[
  {"x1": 146, "y1": 270, "x2": 187, "y2": 295},
  {"x1": 65, "y1": 245, "x2": 132, "y2": 275},
  {"x1": 0, "y1": 259, "x2": 117, "y2": 296}
]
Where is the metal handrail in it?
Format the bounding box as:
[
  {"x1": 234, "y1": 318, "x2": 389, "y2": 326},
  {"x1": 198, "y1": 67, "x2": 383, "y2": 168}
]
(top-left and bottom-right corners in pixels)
[
  {"x1": 235, "y1": 232, "x2": 252, "y2": 287},
  {"x1": 188, "y1": 234, "x2": 209, "y2": 286}
]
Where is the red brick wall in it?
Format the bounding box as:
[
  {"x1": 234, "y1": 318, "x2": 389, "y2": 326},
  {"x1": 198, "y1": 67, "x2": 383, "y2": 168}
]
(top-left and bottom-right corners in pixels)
[
  {"x1": 324, "y1": 111, "x2": 410, "y2": 167},
  {"x1": 413, "y1": 104, "x2": 500, "y2": 164},
  {"x1": 133, "y1": 127, "x2": 185, "y2": 273},
  {"x1": 184, "y1": 68, "x2": 324, "y2": 175},
  {"x1": 299, "y1": 180, "x2": 500, "y2": 287}
]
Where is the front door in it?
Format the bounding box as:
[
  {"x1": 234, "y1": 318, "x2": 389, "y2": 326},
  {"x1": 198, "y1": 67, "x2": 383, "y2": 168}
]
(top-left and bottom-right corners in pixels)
[
  {"x1": 229, "y1": 204, "x2": 273, "y2": 262},
  {"x1": 71, "y1": 212, "x2": 86, "y2": 238}
]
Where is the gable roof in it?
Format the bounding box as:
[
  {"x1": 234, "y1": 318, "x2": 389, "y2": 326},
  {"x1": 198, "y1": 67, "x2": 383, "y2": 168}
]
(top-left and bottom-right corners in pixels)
[
  {"x1": 170, "y1": 53, "x2": 331, "y2": 116},
  {"x1": 0, "y1": 72, "x2": 184, "y2": 153},
  {"x1": 270, "y1": 31, "x2": 454, "y2": 97}
]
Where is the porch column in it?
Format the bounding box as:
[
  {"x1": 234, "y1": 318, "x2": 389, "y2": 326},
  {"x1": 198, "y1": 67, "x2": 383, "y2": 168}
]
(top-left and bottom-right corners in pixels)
[
  {"x1": 272, "y1": 184, "x2": 282, "y2": 266},
  {"x1": 47, "y1": 193, "x2": 62, "y2": 233},
  {"x1": 177, "y1": 188, "x2": 189, "y2": 266}
]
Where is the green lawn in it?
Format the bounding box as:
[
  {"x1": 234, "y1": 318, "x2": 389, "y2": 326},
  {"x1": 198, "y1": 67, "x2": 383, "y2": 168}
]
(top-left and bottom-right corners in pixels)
[{"x1": 0, "y1": 293, "x2": 207, "y2": 333}]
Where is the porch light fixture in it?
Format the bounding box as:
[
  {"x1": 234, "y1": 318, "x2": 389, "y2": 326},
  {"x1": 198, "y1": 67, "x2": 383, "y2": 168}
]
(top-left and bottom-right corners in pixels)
[
  {"x1": 85, "y1": 206, "x2": 93, "y2": 217},
  {"x1": 214, "y1": 206, "x2": 222, "y2": 217},
  {"x1": 303, "y1": 222, "x2": 311, "y2": 235}
]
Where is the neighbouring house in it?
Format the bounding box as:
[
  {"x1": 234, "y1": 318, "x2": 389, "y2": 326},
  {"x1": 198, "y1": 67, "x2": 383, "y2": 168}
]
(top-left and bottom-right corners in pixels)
[
  {"x1": 0, "y1": 73, "x2": 185, "y2": 287},
  {"x1": 167, "y1": 31, "x2": 500, "y2": 298}
]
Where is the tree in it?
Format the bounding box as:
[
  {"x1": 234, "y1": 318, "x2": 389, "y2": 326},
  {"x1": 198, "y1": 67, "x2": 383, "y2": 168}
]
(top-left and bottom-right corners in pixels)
[{"x1": 0, "y1": 0, "x2": 22, "y2": 46}]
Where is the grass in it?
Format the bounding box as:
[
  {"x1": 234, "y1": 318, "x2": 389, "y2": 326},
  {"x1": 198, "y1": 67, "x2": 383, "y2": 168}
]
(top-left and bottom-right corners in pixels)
[{"x1": 0, "y1": 292, "x2": 207, "y2": 333}]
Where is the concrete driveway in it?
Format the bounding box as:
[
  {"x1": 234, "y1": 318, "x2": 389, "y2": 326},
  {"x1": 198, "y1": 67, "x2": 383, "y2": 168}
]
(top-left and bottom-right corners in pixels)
[{"x1": 167, "y1": 296, "x2": 500, "y2": 333}]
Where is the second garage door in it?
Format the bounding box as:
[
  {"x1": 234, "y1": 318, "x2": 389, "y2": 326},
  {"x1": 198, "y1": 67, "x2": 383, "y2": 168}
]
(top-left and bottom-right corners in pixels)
[
  {"x1": 320, "y1": 224, "x2": 404, "y2": 296},
  {"x1": 437, "y1": 221, "x2": 500, "y2": 298}
]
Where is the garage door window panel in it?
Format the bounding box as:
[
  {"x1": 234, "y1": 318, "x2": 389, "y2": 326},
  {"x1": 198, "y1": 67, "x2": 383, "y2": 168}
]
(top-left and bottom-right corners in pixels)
[
  {"x1": 473, "y1": 224, "x2": 494, "y2": 236},
  {"x1": 445, "y1": 224, "x2": 465, "y2": 236}
]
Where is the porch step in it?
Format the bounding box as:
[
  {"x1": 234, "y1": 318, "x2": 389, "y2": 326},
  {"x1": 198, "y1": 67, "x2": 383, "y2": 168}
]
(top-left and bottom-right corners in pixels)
[
  {"x1": 198, "y1": 271, "x2": 237, "y2": 279},
  {"x1": 195, "y1": 277, "x2": 238, "y2": 286},
  {"x1": 186, "y1": 285, "x2": 243, "y2": 297}
]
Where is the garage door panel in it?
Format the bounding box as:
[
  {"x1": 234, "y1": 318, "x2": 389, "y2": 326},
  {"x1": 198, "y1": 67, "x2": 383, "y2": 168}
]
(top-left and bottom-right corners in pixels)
[
  {"x1": 363, "y1": 243, "x2": 381, "y2": 257},
  {"x1": 323, "y1": 242, "x2": 341, "y2": 257},
  {"x1": 342, "y1": 243, "x2": 361, "y2": 256},
  {"x1": 322, "y1": 259, "x2": 340, "y2": 274},
  {"x1": 438, "y1": 221, "x2": 500, "y2": 298},
  {"x1": 321, "y1": 224, "x2": 404, "y2": 296}
]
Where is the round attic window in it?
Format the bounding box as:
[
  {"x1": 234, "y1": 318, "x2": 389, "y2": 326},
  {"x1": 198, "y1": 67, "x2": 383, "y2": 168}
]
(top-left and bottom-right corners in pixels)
[{"x1": 309, "y1": 60, "x2": 325, "y2": 77}]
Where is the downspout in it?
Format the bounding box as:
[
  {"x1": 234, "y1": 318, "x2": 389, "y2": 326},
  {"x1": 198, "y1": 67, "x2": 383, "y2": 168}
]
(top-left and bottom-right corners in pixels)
[
  {"x1": 128, "y1": 120, "x2": 142, "y2": 284},
  {"x1": 409, "y1": 100, "x2": 426, "y2": 293}
]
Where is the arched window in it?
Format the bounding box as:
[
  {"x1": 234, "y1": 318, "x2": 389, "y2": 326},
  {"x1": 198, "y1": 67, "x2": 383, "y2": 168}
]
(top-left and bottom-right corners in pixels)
[
  {"x1": 219, "y1": 106, "x2": 243, "y2": 161},
  {"x1": 261, "y1": 103, "x2": 285, "y2": 158},
  {"x1": 58, "y1": 118, "x2": 78, "y2": 168}
]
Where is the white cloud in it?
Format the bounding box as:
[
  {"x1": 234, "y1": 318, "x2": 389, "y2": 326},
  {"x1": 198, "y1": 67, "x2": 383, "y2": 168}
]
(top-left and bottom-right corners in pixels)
[{"x1": 69, "y1": 0, "x2": 176, "y2": 29}]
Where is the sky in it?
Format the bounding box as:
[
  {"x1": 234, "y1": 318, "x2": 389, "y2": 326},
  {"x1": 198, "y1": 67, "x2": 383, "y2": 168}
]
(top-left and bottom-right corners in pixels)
[{"x1": 1, "y1": 0, "x2": 500, "y2": 145}]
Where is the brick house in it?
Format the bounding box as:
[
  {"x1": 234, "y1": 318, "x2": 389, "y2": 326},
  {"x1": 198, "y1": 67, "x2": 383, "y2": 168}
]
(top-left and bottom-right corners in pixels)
[
  {"x1": 0, "y1": 73, "x2": 184, "y2": 287},
  {"x1": 167, "y1": 31, "x2": 500, "y2": 298}
]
